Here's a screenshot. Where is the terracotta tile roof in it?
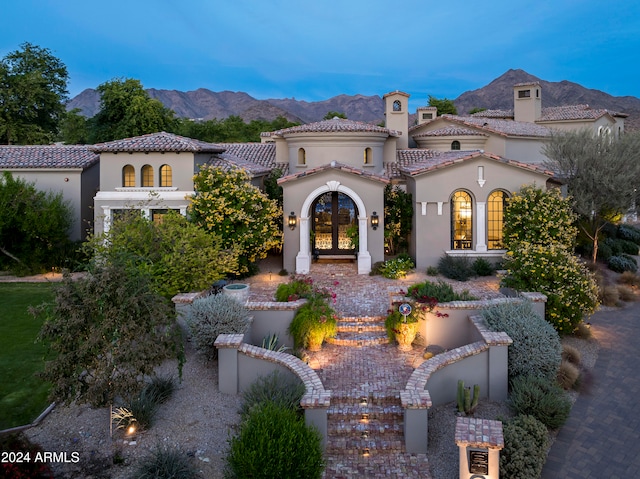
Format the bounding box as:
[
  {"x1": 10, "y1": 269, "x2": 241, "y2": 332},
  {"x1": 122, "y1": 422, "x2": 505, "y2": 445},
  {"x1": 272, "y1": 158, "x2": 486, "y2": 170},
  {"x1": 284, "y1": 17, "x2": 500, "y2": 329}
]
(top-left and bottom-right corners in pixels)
[
  {"x1": 269, "y1": 118, "x2": 399, "y2": 137},
  {"x1": 413, "y1": 126, "x2": 488, "y2": 138},
  {"x1": 90, "y1": 131, "x2": 226, "y2": 153},
  {"x1": 538, "y1": 104, "x2": 627, "y2": 121},
  {"x1": 437, "y1": 115, "x2": 551, "y2": 137},
  {"x1": 385, "y1": 150, "x2": 472, "y2": 179},
  {"x1": 216, "y1": 143, "x2": 276, "y2": 169},
  {"x1": 208, "y1": 155, "x2": 273, "y2": 176},
  {"x1": 398, "y1": 150, "x2": 554, "y2": 177},
  {"x1": 470, "y1": 109, "x2": 513, "y2": 119},
  {"x1": 0, "y1": 145, "x2": 99, "y2": 169},
  {"x1": 277, "y1": 161, "x2": 389, "y2": 185}
]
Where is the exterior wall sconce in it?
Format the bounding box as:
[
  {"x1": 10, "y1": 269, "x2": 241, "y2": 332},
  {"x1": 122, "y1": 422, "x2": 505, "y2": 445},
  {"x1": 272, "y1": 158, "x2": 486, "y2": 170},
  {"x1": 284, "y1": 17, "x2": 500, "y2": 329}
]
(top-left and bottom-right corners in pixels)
[
  {"x1": 371, "y1": 211, "x2": 379, "y2": 230},
  {"x1": 288, "y1": 212, "x2": 297, "y2": 230}
]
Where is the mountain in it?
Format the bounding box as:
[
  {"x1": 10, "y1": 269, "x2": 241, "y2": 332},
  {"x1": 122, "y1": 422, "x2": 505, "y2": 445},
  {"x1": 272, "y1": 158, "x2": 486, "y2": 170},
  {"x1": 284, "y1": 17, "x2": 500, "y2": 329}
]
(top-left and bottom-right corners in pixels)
[
  {"x1": 454, "y1": 69, "x2": 640, "y2": 130},
  {"x1": 66, "y1": 70, "x2": 640, "y2": 129}
]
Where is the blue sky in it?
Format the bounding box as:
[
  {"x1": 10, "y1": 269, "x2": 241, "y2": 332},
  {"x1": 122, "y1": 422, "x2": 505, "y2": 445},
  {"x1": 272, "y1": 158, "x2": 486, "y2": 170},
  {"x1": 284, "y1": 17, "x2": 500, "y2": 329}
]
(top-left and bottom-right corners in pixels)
[{"x1": 3, "y1": 0, "x2": 639, "y2": 111}]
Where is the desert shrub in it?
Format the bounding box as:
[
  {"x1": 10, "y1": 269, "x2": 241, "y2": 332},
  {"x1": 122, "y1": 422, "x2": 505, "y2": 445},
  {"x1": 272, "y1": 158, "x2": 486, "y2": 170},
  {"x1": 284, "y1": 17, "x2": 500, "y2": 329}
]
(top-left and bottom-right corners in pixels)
[
  {"x1": 501, "y1": 243, "x2": 599, "y2": 335},
  {"x1": 618, "y1": 224, "x2": 640, "y2": 244},
  {"x1": 186, "y1": 294, "x2": 250, "y2": 359},
  {"x1": 619, "y1": 239, "x2": 639, "y2": 255},
  {"x1": 509, "y1": 375, "x2": 572, "y2": 429},
  {"x1": 482, "y1": 301, "x2": 561, "y2": 382},
  {"x1": 437, "y1": 255, "x2": 473, "y2": 281},
  {"x1": 604, "y1": 237, "x2": 623, "y2": 256},
  {"x1": 274, "y1": 275, "x2": 313, "y2": 301},
  {"x1": 596, "y1": 241, "x2": 613, "y2": 261},
  {"x1": 500, "y1": 415, "x2": 549, "y2": 479},
  {"x1": 288, "y1": 296, "x2": 338, "y2": 349},
  {"x1": 0, "y1": 433, "x2": 54, "y2": 479},
  {"x1": 618, "y1": 271, "x2": 640, "y2": 287},
  {"x1": 261, "y1": 333, "x2": 290, "y2": 352},
  {"x1": 133, "y1": 446, "x2": 197, "y2": 479},
  {"x1": 378, "y1": 254, "x2": 415, "y2": 279},
  {"x1": 600, "y1": 285, "x2": 621, "y2": 307},
  {"x1": 573, "y1": 321, "x2": 592, "y2": 339},
  {"x1": 472, "y1": 257, "x2": 494, "y2": 276},
  {"x1": 557, "y1": 360, "x2": 580, "y2": 390},
  {"x1": 145, "y1": 375, "x2": 176, "y2": 404},
  {"x1": 407, "y1": 280, "x2": 477, "y2": 304},
  {"x1": 608, "y1": 255, "x2": 638, "y2": 273},
  {"x1": 226, "y1": 402, "x2": 324, "y2": 479},
  {"x1": 617, "y1": 284, "x2": 637, "y2": 301},
  {"x1": 425, "y1": 266, "x2": 439, "y2": 276},
  {"x1": 239, "y1": 371, "x2": 306, "y2": 418},
  {"x1": 561, "y1": 344, "x2": 581, "y2": 365}
]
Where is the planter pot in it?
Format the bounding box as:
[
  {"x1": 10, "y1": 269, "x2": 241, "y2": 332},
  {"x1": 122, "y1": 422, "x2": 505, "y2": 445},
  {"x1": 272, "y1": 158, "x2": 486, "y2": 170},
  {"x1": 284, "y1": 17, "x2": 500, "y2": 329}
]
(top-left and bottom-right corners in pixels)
[
  {"x1": 306, "y1": 340, "x2": 323, "y2": 352},
  {"x1": 394, "y1": 322, "x2": 418, "y2": 351},
  {"x1": 222, "y1": 283, "x2": 250, "y2": 303}
]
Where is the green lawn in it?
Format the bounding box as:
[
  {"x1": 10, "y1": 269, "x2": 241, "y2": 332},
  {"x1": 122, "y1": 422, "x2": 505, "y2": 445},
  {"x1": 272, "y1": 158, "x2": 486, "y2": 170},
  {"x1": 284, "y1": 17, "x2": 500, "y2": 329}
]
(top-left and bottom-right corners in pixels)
[{"x1": 0, "y1": 283, "x2": 55, "y2": 430}]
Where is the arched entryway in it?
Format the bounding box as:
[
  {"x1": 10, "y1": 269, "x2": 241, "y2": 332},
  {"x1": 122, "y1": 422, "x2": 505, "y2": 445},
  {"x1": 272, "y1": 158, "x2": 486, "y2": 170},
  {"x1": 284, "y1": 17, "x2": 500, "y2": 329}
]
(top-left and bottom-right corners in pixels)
[
  {"x1": 312, "y1": 192, "x2": 358, "y2": 255},
  {"x1": 296, "y1": 181, "x2": 372, "y2": 274}
]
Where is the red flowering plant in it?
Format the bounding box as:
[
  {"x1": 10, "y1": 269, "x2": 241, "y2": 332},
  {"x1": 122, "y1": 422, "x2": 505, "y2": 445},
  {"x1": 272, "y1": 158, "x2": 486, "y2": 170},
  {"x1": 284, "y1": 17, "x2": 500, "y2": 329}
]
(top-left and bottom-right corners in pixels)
[{"x1": 406, "y1": 279, "x2": 477, "y2": 316}]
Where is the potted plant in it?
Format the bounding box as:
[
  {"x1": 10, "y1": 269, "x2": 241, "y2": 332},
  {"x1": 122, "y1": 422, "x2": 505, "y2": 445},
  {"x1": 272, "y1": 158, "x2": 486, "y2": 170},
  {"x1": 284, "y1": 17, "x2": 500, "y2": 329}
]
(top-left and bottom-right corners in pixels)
[
  {"x1": 385, "y1": 303, "x2": 419, "y2": 351},
  {"x1": 288, "y1": 295, "x2": 338, "y2": 351}
]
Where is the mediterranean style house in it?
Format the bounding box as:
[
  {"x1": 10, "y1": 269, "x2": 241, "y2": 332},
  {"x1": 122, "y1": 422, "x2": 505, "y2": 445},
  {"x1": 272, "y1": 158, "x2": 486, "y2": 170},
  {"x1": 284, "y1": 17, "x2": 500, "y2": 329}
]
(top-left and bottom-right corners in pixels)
[{"x1": 0, "y1": 82, "x2": 626, "y2": 272}]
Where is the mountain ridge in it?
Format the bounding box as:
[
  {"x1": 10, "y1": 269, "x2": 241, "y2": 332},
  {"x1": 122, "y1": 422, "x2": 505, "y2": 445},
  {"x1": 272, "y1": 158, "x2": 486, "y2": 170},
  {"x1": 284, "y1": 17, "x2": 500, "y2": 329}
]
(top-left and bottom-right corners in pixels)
[{"x1": 66, "y1": 69, "x2": 640, "y2": 130}]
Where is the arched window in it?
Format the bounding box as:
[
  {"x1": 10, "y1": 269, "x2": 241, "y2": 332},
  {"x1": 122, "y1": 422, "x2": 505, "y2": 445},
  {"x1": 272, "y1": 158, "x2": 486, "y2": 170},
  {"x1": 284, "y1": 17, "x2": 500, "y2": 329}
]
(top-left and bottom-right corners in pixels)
[
  {"x1": 451, "y1": 140, "x2": 461, "y2": 150},
  {"x1": 364, "y1": 147, "x2": 372, "y2": 164},
  {"x1": 122, "y1": 165, "x2": 135, "y2": 187},
  {"x1": 159, "y1": 164, "x2": 172, "y2": 187},
  {"x1": 393, "y1": 100, "x2": 402, "y2": 112},
  {"x1": 451, "y1": 190, "x2": 472, "y2": 250},
  {"x1": 141, "y1": 164, "x2": 154, "y2": 187},
  {"x1": 487, "y1": 190, "x2": 508, "y2": 249},
  {"x1": 297, "y1": 148, "x2": 306, "y2": 165}
]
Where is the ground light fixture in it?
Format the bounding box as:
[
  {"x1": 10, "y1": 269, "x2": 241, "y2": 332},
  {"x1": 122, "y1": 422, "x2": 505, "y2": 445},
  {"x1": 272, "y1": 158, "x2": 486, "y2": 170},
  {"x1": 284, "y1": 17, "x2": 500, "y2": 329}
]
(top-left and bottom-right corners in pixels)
[
  {"x1": 288, "y1": 212, "x2": 297, "y2": 230},
  {"x1": 371, "y1": 211, "x2": 379, "y2": 230}
]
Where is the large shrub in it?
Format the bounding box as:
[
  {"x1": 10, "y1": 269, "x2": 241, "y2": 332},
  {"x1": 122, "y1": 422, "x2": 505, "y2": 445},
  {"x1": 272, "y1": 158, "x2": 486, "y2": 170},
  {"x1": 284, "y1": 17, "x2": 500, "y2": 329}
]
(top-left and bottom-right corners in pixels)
[
  {"x1": 500, "y1": 415, "x2": 549, "y2": 479},
  {"x1": 274, "y1": 275, "x2": 314, "y2": 302},
  {"x1": 226, "y1": 402, "x2": 324, "y2": 479},
  {"x1": 406, "y1": 279, "x2": 477, "y2": 304},
  {"x1": 239, "y1": 371, "x2": 306, "y2": 418},
  {"x1": 608, "y1": 254, "x2": 638, "y2": 273},
  {"x1": 186, "y1": 294, "x2": 250, "y2": 359},
  {"x1": 509, "y1": 375, "x2": 572, "y2": 429},
  {"x1": 288, "y1": 296, "x2": 337, "y2": 349},
  {"x1": 617, "y1": 224, "x2": 640, "y2": 245},
  {"x1": 501, "y1": 243, "x2": 599, "y2": 335},
  {"x1": 377, "y1": 254, "x2": 415, "y2": 279},
  {"x1": 503, "y1": 185, "x2": 577, "y2": 250},
  {"x1": 483, "y1": 301, "x2": 561, "y2": 382},
  {"x1": 437, "y1": 255, "x2": 473, "y2": 281}
]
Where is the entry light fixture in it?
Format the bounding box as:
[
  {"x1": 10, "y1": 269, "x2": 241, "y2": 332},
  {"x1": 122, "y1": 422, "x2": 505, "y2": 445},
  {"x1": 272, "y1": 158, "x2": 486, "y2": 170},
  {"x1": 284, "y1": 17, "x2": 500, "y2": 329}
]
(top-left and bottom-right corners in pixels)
[
  {"x1": 371, "y1": 211, "x2": 379, "y2": 230},
  {"x1": 288, "y1": 212, "x2": 297, "y2": 230}
]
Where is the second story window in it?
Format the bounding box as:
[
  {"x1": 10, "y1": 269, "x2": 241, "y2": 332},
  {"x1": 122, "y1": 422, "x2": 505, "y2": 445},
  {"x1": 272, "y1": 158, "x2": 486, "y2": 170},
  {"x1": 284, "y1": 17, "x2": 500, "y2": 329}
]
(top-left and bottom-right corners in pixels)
[
  {"x1": 298, "y1": 148, "x2": 306, "y2": 165},
  {"x1": 393, "y1": 100, "x2": 402, "y2": 112},
  {"x1": 122, "y1": 164, "x2": 135, "y2": 187},
  {"x1": 364, "y1": 147, "x2": 372, "y2": 164},
  {"x1": 141, "y1": 164, "x2": 154, "y2": 187},
  {"x1": 159, "y1": 164, "x2": 172, "y2": 187},
  {"x1": 451, "y1": 140, "x2": 461, "y2": 150}
]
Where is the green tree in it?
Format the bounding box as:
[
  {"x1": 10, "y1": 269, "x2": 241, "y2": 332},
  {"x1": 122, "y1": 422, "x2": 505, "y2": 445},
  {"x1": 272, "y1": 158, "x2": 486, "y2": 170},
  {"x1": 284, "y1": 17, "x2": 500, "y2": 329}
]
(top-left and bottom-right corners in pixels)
[
  {"x1": 59, "y1": 108, "x2": 89, "y2": 144},
  {"x1": 543, "y1": 129, "x2": 640, "y2": 263},
  {"x1": 85, "y1": 210, "x2": 235, "y2": 299},
  {"x1": 33, "y1": 262, "x2": 183, "y2": 407},
  {"x1": 189, "y1": 165, "x2": 282, "y2": 275},
  {"x1": 468, "y1": 107, "x2": 487, "y2": 114},
  {"x1": 323, "y1": 111, "x2": 347, "y2": 120},
  {"x1": 91, "y1": 78, "x2": 176, "y2": 142},
  {"x1": 428, "y1": 96, "x2": 457, "y2": 116},
  {"x1": 0, "y1": 171, "x2": 72, "y2": 273},
  {"x1": 0, "y1": 43, "x2": 69, "y2": 144},
  {"x1": 384, "y1": 184, "x2": 413, "y2": 255}
]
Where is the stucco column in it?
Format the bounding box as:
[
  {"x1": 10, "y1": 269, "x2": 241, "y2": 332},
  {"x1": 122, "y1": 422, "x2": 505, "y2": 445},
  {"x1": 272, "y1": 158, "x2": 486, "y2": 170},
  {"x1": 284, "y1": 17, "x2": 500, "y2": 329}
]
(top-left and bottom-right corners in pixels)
[
  {"x1": 357, "y1": 216, "x2": 372, "y2": 274},
  {"x1": 475, "y1": 202, "x2": 487, "y2": 252},
  {"x1": 102, "y1": 206, "x2": 111, "y2": 234},
  {"x1": 296, "y1": 216, "x2": 311, "y2": 274}
]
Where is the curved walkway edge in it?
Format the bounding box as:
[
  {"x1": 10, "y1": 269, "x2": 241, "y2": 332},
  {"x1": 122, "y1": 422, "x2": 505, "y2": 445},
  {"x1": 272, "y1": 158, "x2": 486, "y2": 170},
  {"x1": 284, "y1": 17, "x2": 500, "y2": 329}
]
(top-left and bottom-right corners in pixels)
[{"x1": 542, "y1": 302, "x2": 640, "y2": 478}]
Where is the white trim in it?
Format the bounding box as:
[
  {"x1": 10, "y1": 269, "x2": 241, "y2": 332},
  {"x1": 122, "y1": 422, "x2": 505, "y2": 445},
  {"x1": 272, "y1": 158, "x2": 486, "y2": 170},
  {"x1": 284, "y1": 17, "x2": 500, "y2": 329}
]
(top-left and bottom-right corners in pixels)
[
  {"x1": 95, "y1": 190, "x2": 192, "y2": 201},
  {"x1": 475, "y1": 202, "x2": 487, "y2": 252}
]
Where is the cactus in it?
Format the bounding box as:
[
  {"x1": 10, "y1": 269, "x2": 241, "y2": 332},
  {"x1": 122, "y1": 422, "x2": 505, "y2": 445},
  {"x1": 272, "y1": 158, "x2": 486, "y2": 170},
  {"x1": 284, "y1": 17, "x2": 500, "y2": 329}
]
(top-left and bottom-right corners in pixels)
[{"x1": 457, "y1": 380, "x2": 480, "y2": 415}]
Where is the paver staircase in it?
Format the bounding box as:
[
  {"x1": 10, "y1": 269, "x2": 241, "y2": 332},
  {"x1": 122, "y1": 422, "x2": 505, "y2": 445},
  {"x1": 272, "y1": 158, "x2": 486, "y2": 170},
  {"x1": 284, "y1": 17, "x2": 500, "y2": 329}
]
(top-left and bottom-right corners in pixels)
[{"x1": 308, "y1": 315, "x2": 431, "y2": 478}]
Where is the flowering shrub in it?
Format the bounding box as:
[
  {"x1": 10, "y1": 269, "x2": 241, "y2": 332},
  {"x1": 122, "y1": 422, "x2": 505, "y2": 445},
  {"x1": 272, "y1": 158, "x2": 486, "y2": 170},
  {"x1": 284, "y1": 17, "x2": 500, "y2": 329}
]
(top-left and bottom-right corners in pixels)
[
  {"x1": 502, "y1": 243, "x2": 598, "y2": 335},
  {"x1": 288, "y1": 296, "x2": 338, "y2": 349},
  {"x1": 274, "y1": 275, "x2": 314, "y2": 302},
  {"x1": 189, "y1": 165, "x2": 282, "y2": 275},
  {"x1": 377, "y1": 254, "x2": 415, "y2": 279},
  {"x1": 503, "y1": 185, "x2": 577, "y2": 250}
]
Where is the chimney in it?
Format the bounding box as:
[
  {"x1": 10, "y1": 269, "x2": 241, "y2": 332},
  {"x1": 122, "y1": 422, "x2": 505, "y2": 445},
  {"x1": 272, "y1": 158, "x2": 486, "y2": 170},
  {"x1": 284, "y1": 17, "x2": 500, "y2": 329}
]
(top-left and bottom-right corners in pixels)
[
  {"x1": 513, "y1": 82, "x2": 541, "y2": 123},
  {"x1": 416, "y1": 106, "x2": 437, "y2": 125}
]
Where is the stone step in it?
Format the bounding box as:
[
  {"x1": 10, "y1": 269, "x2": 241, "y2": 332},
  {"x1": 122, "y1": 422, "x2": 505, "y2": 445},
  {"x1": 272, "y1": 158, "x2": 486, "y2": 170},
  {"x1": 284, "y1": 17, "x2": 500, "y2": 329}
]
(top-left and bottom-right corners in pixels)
[
  {"x1": 328, "y1": 403, "x2": 404, "y2": 421},
  {"x1": 328, "y1": 418, "x2": 403, "y2": 436},
  {"x1": 325, "y1": 434, "x2": 405, "y2": 454},
  {"x1": 326, "y1": 333, "x2": 389, "y2": 347},
  {"x1": 336, "y1": 321, "x2": 386, "y2": 333},
  {"x1": 338, "y1": 315, "x2": 386, "y2": 324},
  {"x1": 330, "y1": 391, "x2": 401, "y2": 406}
]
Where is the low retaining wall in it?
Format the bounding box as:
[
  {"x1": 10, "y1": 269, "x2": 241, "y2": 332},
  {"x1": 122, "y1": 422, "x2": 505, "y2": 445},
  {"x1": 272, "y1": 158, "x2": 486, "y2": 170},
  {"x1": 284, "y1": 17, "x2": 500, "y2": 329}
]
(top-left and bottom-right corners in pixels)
[{"x1": 214, "y1": 333, "x2": 331, "y2": 447}]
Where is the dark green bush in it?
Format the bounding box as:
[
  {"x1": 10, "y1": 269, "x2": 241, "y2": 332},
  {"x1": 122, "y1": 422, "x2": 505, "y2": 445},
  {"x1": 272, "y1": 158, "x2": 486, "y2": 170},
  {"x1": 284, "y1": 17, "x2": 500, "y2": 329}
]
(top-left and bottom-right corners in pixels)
[
  {"x1": 226, "y1": 402, "x2": 324, "y2": 479},
  {"x1": 604, "y1": 237, "x2": 623, "y2": 256},
  {"x1": 483, "y1": 301, "x2": 561, "y2": 382},
  {"x1": 133, "y1": 446, "x2": 197, "y2": 479},
  {"x1": 608, "y1": 255, "x2": 638, "y2": 273},
  {"x1": 500, "y1": 415, "x2": 549, "y2": 479},
  {"x1": 509, "y1": 375, "x2": 571, "y2": 429},
  {"x1": 472, "y1": 257, "x2": 494, "y2": 276},
  {"x1": 406, "y1": 280, "x2": 477, "y2": 304},
  {"x1": 288, "y1": 296, "x2": 338, "y2": 349},
  {"x1": 618, "y1": 224, "x2": 640, "y2": 245},
  {"x1": 425, "y1": 266, "x2": 439, "y2": 276},
  {"x1": 274, "y1": 275, "x2": 313, "y2": 301},
  {"x1": 239, "y1": 371, "x2": 306, "y2": 418},
  {"x1": 437, "y1": 255, "x2": 473, "y2": 281},
  {"x1": 619, "y1": 239, "x2": 639, "y2": 255},
  {"x1": 595, "y1": 241, "x2": 612, "y2": 261}
]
